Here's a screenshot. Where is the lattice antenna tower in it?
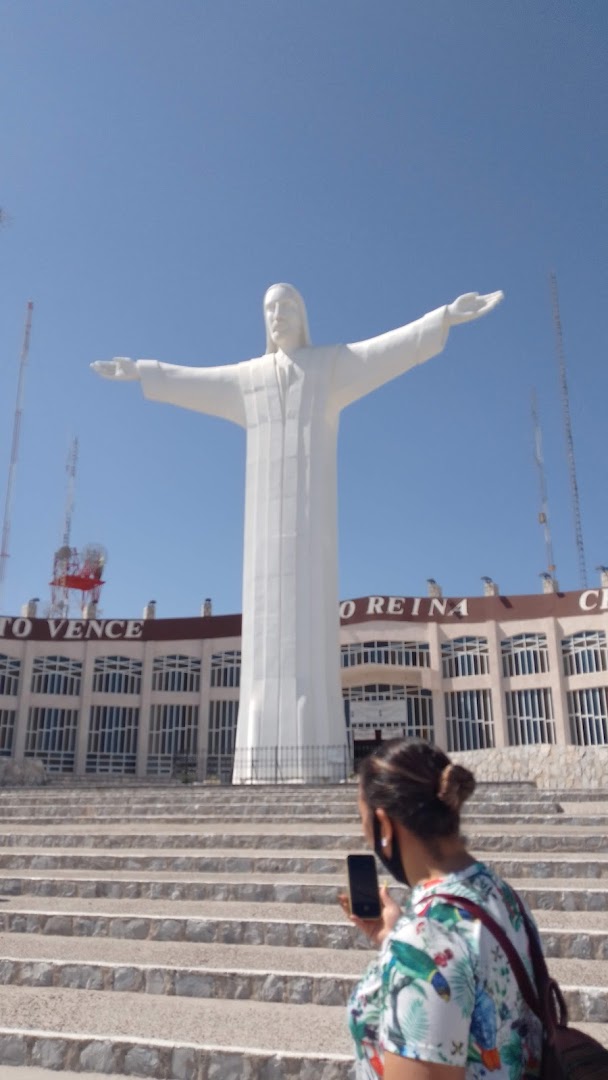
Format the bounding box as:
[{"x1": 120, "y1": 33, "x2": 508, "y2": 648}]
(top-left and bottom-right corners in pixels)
[
  {"x1": 48, "y1": 437, "x2": 79, "y2": 618},
  {"x1": 550, "y1": 273, "x2": 587, "y2": 588},
  {"x1": 62, "y1": 437, "x2": 79, "y2": 549},
  {"x1": 0, "y1": 301, "x2": 34, "y2": 612},
  {"x1": 531, "y1": 389, "x2": 557, "y2": 582}
]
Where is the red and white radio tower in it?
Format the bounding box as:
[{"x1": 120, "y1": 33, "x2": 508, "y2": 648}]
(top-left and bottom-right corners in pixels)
[
  {"x1": 48, "y1": 437, "x2": 107, "y2": 618},
  {"x1": 0, "y1": 301, "x2": 34, "y2": 613}
]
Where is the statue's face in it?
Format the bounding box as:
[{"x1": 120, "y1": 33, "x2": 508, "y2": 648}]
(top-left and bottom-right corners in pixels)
[{"x1": 264, "y1": 285, "x2": 305, "y2": 352}]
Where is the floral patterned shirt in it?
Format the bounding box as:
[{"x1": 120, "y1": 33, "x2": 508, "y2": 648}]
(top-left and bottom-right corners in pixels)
[{"x1": 348, "y1": 862, "x2": 543, "y2": 1078}]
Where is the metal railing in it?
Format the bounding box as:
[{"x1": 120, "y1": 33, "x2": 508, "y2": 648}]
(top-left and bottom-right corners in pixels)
[{"x1": 204, "y1": 744, "x2": 353, "y2": 785}]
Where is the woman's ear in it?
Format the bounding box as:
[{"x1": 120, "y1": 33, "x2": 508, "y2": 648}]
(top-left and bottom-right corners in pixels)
[{"x1": 375, "y1": 807, "x2": 393, "y2": 854}]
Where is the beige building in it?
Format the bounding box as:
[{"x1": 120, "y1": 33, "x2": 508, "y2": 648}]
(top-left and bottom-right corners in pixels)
[{"x1": 1, "y1": 580, "x2": 607, "y2": 779}]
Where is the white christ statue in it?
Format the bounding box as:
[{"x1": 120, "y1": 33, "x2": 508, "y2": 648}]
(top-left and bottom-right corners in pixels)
[{"x1": 92, "y1": 284, "x2": 502, "y2": 781}]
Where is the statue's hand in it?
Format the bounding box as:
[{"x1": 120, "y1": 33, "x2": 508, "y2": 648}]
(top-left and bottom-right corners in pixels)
[
  {"x1": 90, "y1": 357, "x2": 140, "y2": 381},
  {"x1": 447, "y1": 291, "x2": 504, "y2": 326}
]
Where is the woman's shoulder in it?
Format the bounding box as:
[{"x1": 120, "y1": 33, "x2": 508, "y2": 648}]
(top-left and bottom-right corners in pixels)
[
  {"x1": 404, "y1": 864, "x2": 527, "y2": 946},
  {"x1": 385, "y1": 895, "x2": 474, "y2": 979},
  {"x1": 410, "y1": 863, "x2": 539, "y2": 962},
  {"x1": 408, "y1": 861, "x2": 496, "y2": 915},
  {"x1": 411, "y1": 862, "x2": 519, "y2": 910}
]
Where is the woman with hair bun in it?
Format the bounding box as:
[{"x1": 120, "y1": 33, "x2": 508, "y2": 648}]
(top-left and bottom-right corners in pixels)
[{"x1": 341, "y1": 738, "x2": 543, "y2": 1079}]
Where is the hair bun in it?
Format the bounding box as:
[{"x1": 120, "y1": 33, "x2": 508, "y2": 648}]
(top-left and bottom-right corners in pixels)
[{"x1": 437, "y1": 763, "x2": 476, "y2": 813}]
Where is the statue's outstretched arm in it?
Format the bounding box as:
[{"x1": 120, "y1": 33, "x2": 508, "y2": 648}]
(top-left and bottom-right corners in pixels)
[
  {"x1": 91, "y1": 358, "x2": 246, "y2": 427},
  {"x1": 332, "y1": 291, "x2": 503, "y2": 410}
]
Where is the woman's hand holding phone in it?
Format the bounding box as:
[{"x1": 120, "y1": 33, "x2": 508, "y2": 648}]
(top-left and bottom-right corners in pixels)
[{"x1": 338, "y1": 882, "x2": 402, "y2": 948}]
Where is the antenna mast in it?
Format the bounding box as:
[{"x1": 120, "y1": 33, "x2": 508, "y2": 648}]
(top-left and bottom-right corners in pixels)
[
  {"x1": 62, "y1": 437, "x2": 79, "y2": 549},
  {"x1": 550, "y1": 272, "x2": 587, "y2": 588},
  {"x1": 48, "y1": 437, "x2": 79, "y2": 619},
  {"x1": 0, "y1": 301, "x2": 34, "y2": 612},
  {"x1": 531, "y1": 389, "x2": 557, "y2": 582}
]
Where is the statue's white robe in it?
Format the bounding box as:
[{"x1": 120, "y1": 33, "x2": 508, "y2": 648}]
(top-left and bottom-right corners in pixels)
[{"x1": 137, "y1": 306, "x2": 449, "y2": 778}]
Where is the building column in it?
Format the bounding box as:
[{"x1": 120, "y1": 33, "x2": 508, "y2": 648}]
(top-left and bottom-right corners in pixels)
[
  {"x1": 197, "y1": 641, "x2": 212, "y2": 781},
  {"x1": 544, "y1": 618, "x2": 569, "y2": 746},
  {"x1": 12, "y1": 643, "x2": 34, "y2": 764},
  {"x1": 136, "y1": 641, "x2": 155, "y2": 778},
  {"x1": 427, "y1": 624, "x2": 447, "y2": 750},
  {"x1": 485, "y1": 621, "x2": 507, "y2": 748},
  {"x1": 74, "y1": 648, "x2": 95, "y2": 776}
]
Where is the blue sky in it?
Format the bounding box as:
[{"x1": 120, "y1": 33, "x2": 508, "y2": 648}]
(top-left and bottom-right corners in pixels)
[{"x1": 1, "y1": 0, "x2": 607, "y2": 618}]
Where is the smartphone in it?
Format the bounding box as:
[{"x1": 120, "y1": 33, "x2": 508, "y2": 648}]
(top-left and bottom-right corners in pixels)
[{"x1": 347, "y1": 853, "x2": 381, "y2": 920}]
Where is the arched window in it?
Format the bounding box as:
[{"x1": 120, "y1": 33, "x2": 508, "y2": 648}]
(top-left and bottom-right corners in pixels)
[
  {"x1": 31, "y1": 656, "x2": 82, "y2": 696},
  {"x1": 343, "y1": 683, "x2": 406, "y2": 701},
  {"x1": 562, "y1": 631, "x2": 607, "y2": 677},
  {"x1": 502, "y1": 634, "x2": 549, "y2": 678},
  {"x1": 152, "y1": 655, "x2": 201, "y2": 693},
  {"x1": 441, "y1": 637, "x2": 489, "y2": 678},
  {"x1": 93, "y1": 656, "x2": 142, "y2": 694},
  {"x1": 340, "y1": 641, "x2": 430, "y2": 668},
  {"x1": 210, "y1": 651, "x2": 241, "y2": 688},
  {"x1": 0, "y1": 655, "x2": 20, "y2": 696}
]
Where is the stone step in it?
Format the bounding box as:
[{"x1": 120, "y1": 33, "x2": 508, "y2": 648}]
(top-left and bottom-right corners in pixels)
[
  {"x1": 492, "y1": 813, "x2": 602, "y2": 829},
  {"x1": 465, "y1": 829, "x2": 608, "y2": 853},
  {"x1": 560, "y1": 801, "x2": 608, "y2": 820},
  {"x1": 0, "y1": 847, "x2": 606, "y2": 880},
  {"x1": 0, "y1": 780, "x2": 533, "y2": 789},
  {"x1": 0, "y1": 802, "x2": 568, "y2": 818},
  {"x1": 0, "y1": 993, "x2": 605, "y2": 1080},
  {"x1": 0, "y1": 788, "x2": 556, "y2": 800},
  {"x1": 7, "y1": 783, "x2": 606, "y2": 801},
  {"x1": 0, "y1": 849, "x2": 353, "y2": 875},
  {"x1": 0, "y1": 868, "x2": 604, "y2": 908},
  {"x1": 0, "y1": 824, "x2": 604, "y2": 852},
  {"x1": 0, "y1": 795, "x2": 561, "y2": 811},
  {"x1": 1, "y1": 933, "x2": 608, "y2": 997},
  {"x1": 0, "y1": 782, "x2": 602, "y2": 1074},
  {"x1": 0, "y1": 931, "x2": 369, "y2": 972},
  {"x1": 0, "y1": 789, "x2": 553, "y2": 802},
  {"x1": 1, "y1": 902, "x2": 606, "y2": 958},
  {"x1": 0, "y1": 794, "x2": 328, "y2": 802},
  {"x1": 0, "y1": 810, "x2": 365, "y2": 823},
  {"x1": 2, "y1": 1070, "x2": 123, "y2": 1080},
  {"x1": 0, "y1": 790, "x2": 574, "y2": 807},
  {"x1": 4, "y1": 811, "x2": 602, "y2": 828},
  {"x1": 0, "y1": 987, "x2": 604, "y2": 1079},
  {"x1": 0, "y1": 986, "x2": 355, "y2": 1071},
  {"x1": 23, "y1": 789, "x2": 551, "y2": 800},
  {"x1": 0, "y1": 795, "x2": 348, "y2": 806},
  {"x1": 0, "y1": 938, "x2": 605, "y2": 1019},
  {"x1": 0, "y1": 783, "x2": 552, "y2": 802},
  {"x1": 0, "y1": 954, "x2": 360, "y2": 1010},
  {"x1": 0, "y1": 1036, "x2": 355, "y2": 1079},
  {"x1": 2, "y1": 893, "x2": 607, "y2": 929}
]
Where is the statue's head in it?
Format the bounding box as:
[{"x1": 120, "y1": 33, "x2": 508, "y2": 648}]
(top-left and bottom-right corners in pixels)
[{"x1": 264, "y1": 283, "x2": 311, "y2": 354}]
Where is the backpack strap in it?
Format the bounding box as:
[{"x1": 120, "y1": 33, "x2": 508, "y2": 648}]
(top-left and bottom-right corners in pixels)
[
  {"x1": 512, "y1": 891, "x2": 569, "y2": 1036},
  {"x1": 433, "y1": 893, "x2": 543, "y2": 1020}
]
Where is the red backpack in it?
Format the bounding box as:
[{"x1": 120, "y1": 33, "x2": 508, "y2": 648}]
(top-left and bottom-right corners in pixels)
[{"x1": 436, "y1": 892, "x2": 608, "y2": 1079}]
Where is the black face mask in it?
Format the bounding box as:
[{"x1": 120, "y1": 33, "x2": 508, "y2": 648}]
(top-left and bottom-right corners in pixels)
[{"x1": 372, "y1": 813, "x2": 409, "y2": 887}]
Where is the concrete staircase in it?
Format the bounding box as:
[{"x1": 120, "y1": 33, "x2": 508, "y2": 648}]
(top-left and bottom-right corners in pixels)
[{"x1": 0, "y1": 781, "x2": 605, "y2": 1078}]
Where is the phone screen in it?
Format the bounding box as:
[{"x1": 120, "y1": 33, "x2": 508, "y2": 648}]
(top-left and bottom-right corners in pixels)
[{"x1": 347, "y1": 854, "x2": 381, "y2": 920}]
